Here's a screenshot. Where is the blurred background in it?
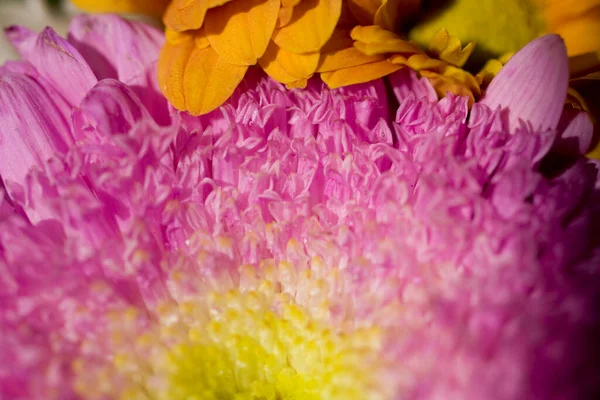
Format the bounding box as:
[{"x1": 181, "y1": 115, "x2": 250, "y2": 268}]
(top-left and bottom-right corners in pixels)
[{"x1": 0, "y1": 0, "x2": 77, "y2": 63}]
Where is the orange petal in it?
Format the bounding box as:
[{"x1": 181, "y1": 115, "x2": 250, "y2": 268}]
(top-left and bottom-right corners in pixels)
[
  {"x1": 277, "y1": 7, "x2": 295, "y2": 27},
  {"x1": 338, "y1": 0, "x2": 362, "y2": 28},
  {"x1": 351, "y1": 25, "x2": 422, "y2": 56},
  {"x1": 164, "y1": 0, "x2": 210, "y2": 32},
  {"x1": 552, "y1": 7, "x2": 600, "y2": 56},
  {"x1": 320, "y1": 59, "x2": 401, "y2": 88},
  {"x1": 317, "y1": 29, "x2": 384, "y2": 72},
  {"x1": 537, "y1": 0, "x2": 600, "y2": 27},
  {"x1": 205, "y1": 0, "x2": 280, "y2": 66},
  {"x1": 158, "y1": 31, "x2": 196, "y2": 111},
  {"x1": 183, "y1": 46, "x2": 248, "y2": 114},
  {"x1": 286, "y1": 78, "x2": 309, "y2": 89},
  {"x1": 347, "y1": 0, "x2": 382, "y2": 25},
  {"x1": 272, "y1": 0, "x2": 342, "y2": 53},
  {"x1": 281, "y1": 0, "x2": 301, "y2": 7},
  {"x1": 374, "y1": 0, "x2": 421, "y2": 31},
  {"x1": 258, "y1": 41, "x2": 320, "y2": 84},
  {"x1": 71, "y1": 0, "x2": 170, "y2": 15}
]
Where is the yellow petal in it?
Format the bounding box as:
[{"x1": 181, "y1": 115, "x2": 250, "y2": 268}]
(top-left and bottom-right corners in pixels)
[
  {"x1": 428, "y1": 28, "x2": 475, "y2": 67},
  {"x1": 272, "y1": 0, "x2": 342, "y2": 53},
  {"x1": 421, "y1": 69, "x2": 477, "y2": 104},
  {"x1": 374, "y1": 0, "x2": 421, "y2": 31},
  {"x1": 158, "y1": 31, "x2": 196, "y2": 111},
  {"x1": 317, "y1": 29, "x2": 384, "y2": 72},
  {"x1": 320, "y1": 59, "x2": 401, "y2": 88},
  {"x1": 205, "y1": 0, "x2": 280, "y2": 66},
  {"x1": 476, "y1": 59, "x2": 503, "y2": 87},
  {"x1": 587, "y1": 144, "x2": 600, "y2": 159},
  {"x1": 71, "y1": 0, "x2": 170, "y2": 15},
  {"x1": 347, "y1": 0, "x2": 382, "y2": 25},
  {"x1": 183, "y1": 46, "x2": 249, "y2": 114},
  {"x1": 351, "y1": 25, "x2": 422, "y2": 56},
  {"x1": 393, "y1": 53, "x2": 446, "y2": 71},
  {"x1": 258, "y1": 41, "x2": 320, "y2": 84}
]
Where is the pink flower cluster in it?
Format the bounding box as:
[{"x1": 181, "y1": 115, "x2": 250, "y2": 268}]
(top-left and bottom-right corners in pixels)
[{"x1": 0, "y1": 15, "x2": 599, "y2": 400}]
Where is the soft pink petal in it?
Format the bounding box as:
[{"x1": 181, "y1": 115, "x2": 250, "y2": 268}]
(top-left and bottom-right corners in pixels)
[
  {"x1": 67, "y1": 15, "x2": 168, "y2": 124},
  {"x1": 555, "y1": 108, "x2": 594, "y2": 155},
  {"x1": 72, "y1": 79, "x2": 151, "y2": 142},
  {"x1": 481, "y1": 35, "x2": 569, "y2": 132},
  {"x1": 0, "y1": 73, "x2": 71, "y2": 184},
  {"x1": 5, "y1": 25, "x2": 97, "y2": 108},
  {"x1": 389, "y1": 67, "x2": 437, "y2": 104},
  {"x1": 67, "y1": 14, "x2": 164, "y2": 84}
]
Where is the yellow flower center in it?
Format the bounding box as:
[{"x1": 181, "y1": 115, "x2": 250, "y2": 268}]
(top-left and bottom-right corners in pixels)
[{"x1": 73, "y1": 260, "x2": 386, "y2": 400}]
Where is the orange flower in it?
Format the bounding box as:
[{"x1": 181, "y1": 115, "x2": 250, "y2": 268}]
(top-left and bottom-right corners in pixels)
[
  {"x1": 73, "y1": 0, "x2": 599, "y2": 122},
  {"x1": 76, "y1": 0, "x2": 472, "y2": 114}
]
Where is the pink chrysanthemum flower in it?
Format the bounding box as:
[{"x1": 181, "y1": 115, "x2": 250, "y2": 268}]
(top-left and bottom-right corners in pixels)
[{"x1": 1, "y1": 14, "x2": 599, "y2": 400}]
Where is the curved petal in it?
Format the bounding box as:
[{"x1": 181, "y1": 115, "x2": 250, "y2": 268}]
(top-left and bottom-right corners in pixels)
[
  {"x1": 272, "y1": 0, "x2": 342, "y2": 53},
  {"x1": 205, "y1": 0, "x2": 280, "y2": 66},
  {"x1": 351, "y1": 25, "x2": 422, "y2": 56},
  {"x1": 5, "y1": 26, "x2": 97, "y2": 108},
  {"x1": 317, "y1": 29, "x2": 384, "y2": 72},
  {"x1": 67, "y1": 14, "x2": 164, "y2": 83},
  {"x1": 164, "y1": 0, "x2": 211, "y2": 32},
  {"x1": 183, "y1": 46, "x2": 248, "y2": 115},
  {"x1": 72, "y1": 79, "x2": 151, "y2": 141},
  {"x1": 320, "y1": 59, "x2": 401, "y2": 88},
  {"x1": 348, "y1": 0, "x2": 382, "y2": 25},
  {"x1": 481, "y1": 35, "x2": 569, "y2": 132},
  {"x1": 374, "y1": 0, "x2": 421, "y2": 31},
  {"x1": 258, "y1": 40, "x2": 320, "y2": 84},
  {"x1": 428, "y1": 28, "x2": 475, "y2": 68},
  {"x1": 0, "y1": 73, "x2": 71, "y2": 184},
  {"x1": 389, "y1": 68, "x2": 437, "y2": 103},
  {"x1": 157, "y1": 31, "x2": 196, "y2": 111}
]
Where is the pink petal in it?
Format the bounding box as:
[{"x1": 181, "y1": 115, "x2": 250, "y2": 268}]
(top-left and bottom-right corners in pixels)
[
  {"x1": 67, "y1": 14, "x2": 164, "y2": 84},
  {"x1": 72, "y1": 79, "x2": 152, "y2": 142},
  {"x1": 5, "y1": 25, "x2": 97, "y2": 108},
  {"x1": 389, "y1": 67, "x2": 437, "y2": 104},
  {"x1": 67, "y1": 15, "x2": 168, "y2": 124},
  {"x1": 555, "y1": 108, "x2": 594, "y2": 155},
  {"x1": 481, "y1": 35, "x2": 569, "y2": 132},
  {"x1": 0, "y1": 73, "x2": 72, "y2": 184}
]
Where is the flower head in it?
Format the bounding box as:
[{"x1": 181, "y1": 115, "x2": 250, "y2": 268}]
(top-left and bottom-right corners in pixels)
[{"x1": 1, "y1": 15, "x2": 600, "y2": 400}]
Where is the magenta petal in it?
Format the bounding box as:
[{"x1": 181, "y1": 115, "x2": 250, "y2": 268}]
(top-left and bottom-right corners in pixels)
[
  {"x1": 67, "y1": 15, "x2": 169, "y2": 124},
  {"x1": 555, "y1": 109, "x2": 594, "y2": 155},
  {"x1": 389, "y1": 67, "x2": 437, "y2": 103},
  {"x1": 5, "y1": 26, "x2": 97, "y2": 108},
  {"x1": 72, "y1": 79, "x2": 151, "y2": 141},
  {"x1": 481, "y1": 35, "x2": 569, "y2": 132},
  {"x1": 0, "y1": 73, "x2": 72, "y2": 184}
]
